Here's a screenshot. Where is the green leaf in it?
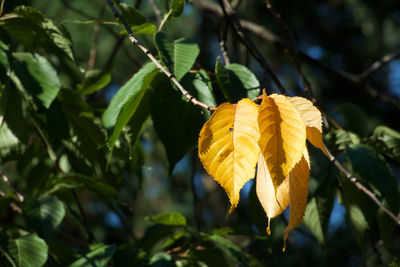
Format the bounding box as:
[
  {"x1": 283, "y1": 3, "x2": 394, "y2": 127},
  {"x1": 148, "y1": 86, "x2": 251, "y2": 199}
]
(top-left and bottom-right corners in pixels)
[
  {"x1": 68, "y1": 244, "x2": 116, "y2": 267},
  {"x1": 0, "y1": 87, "x2": 7, "y2": 127},
  {"x1": 103, "y1": 62, "x2": 158, "y2": 148},
  {"x1": 215, "y1": 59, "x2": 260, "y2": 103},
  {"x1": 0, "y1": 122, "x2": 19, "y2": 157},
  {"x1": 138, "y1": 225, "x2": 176, "y2": 251},
  {"x1": 303, "y1": 172, "x2": 336, "y2": 244},
  {"x1": 180, "y1": 70, "x2": 216, "y2": 119},
  {"x1": 170, "y1": 0, "x2": 186, "y2": 18},
  {"x1": 347, "y1": 144, "x2": 395, "y2": 197},
  {"x1": 189, "y1": 248, "x2": 230, "y2": 267},
  {"x1": 151, "y1": 75, "x2": 204, "y2": 172},
  {"x1": 22, "y1": 195, "x2": 65, "y2": 239},
  {"x1": 77, "y1": 69, "x2": 111, "y2": 95},
  {"x1": 371, "y1": 125, "x2": 400, "y2": 162},
  {"x1": 336, "y1": 153, "x2": 375, "y2": 238},
  {"x1": 209, "y1": 235, "x2": 262, "y2": 267},
  {"x1": 325, "y1": 129, "x2": 360, "y2": 150},
  {"x1": 155, "y1": 32, "x2": 200, "y2": 81},
  {"x1": 377, "y1": 184, "x2": 400, "y2": 243},
  {"x1": 46, "y1": 174, "x2": 117, "y2": 199},
  {"x1": 119, "y1": 3, "x2": 146, "y2": 26},
  {"x1": 148, "y1": 252, "x2": 175, "y2": 267},
  {"x1": 7, "y1": 234, "x2": 48, "y2": 267},
  {"x1": 148, "y1": 212, "x2": 187, "y2": 226},
  {"x1": 0, "y1": 40, "x2": 10, "y2": 82},
  {"x1": 0, "y1": 6, "x2": 74, "y2": 60},
  {"x1": 131, "y1": 23, "x2": 156, "y2": 35},
  {"x1": 123, "y1": 85, "x2": 153, "y2": 155},
  {"x1": 3, "y1": 87, "x2": 31, "y2": 143},
  {"x1": 12, "y1": 52, "x2": 61, "y2": 108},
  {"x1": 338, "y1": 103, "x2": 369, "y2": 136}
]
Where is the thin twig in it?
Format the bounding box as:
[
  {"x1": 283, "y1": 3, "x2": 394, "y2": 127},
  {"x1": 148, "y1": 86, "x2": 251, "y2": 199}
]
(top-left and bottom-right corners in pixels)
[
  {"x1": 326, "y1": 148, "x2": 400, "y2": 226},
  {"x1": 217, "y1": 0, "x2": 287, "y2": 95},
  {"x1": 88, "y1": 7, "x2": 105, "y2": 70},
  {"x1": 103, "y1": 34, "x2": 126, "y2": 70},
  {"x1": 55, "y1": 230, "x2": 90, "y2": 247},
  {"x1": 0, "y1": 169, "x2": 24, "y2": 202},
  {"x1": 104, "y1": 0, "x2": 214, "y2": 111},
  {"x1": 359, "y1": 51, "x2": 400, "y2": 81},
  {"x1": 264, "y1": 0, "x2": 314, "y2": 102},
  {"x1": 88, "y1": 24, "x2": 101, "y2": 69},
  {"x1": 219, "y1": 22, "x2": 231, "y2": 65},
  {"x1": 0, "y1": 0, "x2": 5, "y2": 17},
  {"x1": 72, "y1": 190, "x2": 95, "y2": 243},
  {"x1": 149, "y1": 0, "x2": 162, "y2": 27}
]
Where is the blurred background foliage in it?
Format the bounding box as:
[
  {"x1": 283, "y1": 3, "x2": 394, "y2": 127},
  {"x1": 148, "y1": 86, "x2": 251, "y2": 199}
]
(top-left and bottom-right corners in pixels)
[{"x1": 0, "y1": 0, "x2": 400, "y2": 266}]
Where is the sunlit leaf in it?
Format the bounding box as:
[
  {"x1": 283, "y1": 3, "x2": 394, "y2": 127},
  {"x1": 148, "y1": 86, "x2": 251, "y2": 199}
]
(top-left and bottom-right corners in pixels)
[
  {"x1": 77, "y1": 69, "x2": 111, "y2": 95},
  {"x1": 289, "y1": 96, "x2": 329, "y2": 157},
  {"x1": 68, "y1": 244, "x2": 116, "y2": 267},
  {"x1": 7, "y1": 234, "x2": 48, "y2": 267},
  {"x1": 258, "y1": 92, "x2": 306, "y2": 188},
  {"x1": 170, "y1": 0, "x2": 185, "y2": 18},
  {"x1": 103, "y1": 62, "x2": 158, "y2": 149},
  {"x1": 118, "y1": 3, "x2": 146, "y2": 25},
  {"x1": 12, "y1": 52, "x2": 61, "y2": 108},
  {"x1": 325, "y1": 129, "x2": 360, "y2": 150},
  {"x1": 199, "y1": 99, "x2": 260, "y2": 212},
  {"x1": 148, "y1": 212, "x2": 187, "y2": 226},
  {"x1": 256, "y1": 154, "x2": 289, "y2": 235},
  {"x1": 0, "y1": 6, "x2": 74, "y2": 60},
  {"x1": 22, "y1": 195, "x2": 66, "y2": 239},
  {"x1": 283, "y1": 147, "x2": 310, "y2": 251},
  {"x1": 215, "y1": 60, "x2": 260, "y2": 103},
  {"x1": 371, "y1": 125, "x2": 400, "y2": 162},
  {"x1": 155, "y1": 32, "x2": 200, "y2": 81}
]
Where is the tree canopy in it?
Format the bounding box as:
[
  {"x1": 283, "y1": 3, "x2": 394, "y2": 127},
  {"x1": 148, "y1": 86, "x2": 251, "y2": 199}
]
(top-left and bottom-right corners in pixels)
[{"x1": 0, "y1": 0, "x2": 400, "y2": 266}]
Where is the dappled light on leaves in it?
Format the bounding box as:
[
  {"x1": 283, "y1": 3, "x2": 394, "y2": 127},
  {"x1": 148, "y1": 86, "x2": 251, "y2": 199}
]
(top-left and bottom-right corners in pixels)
[
  {"x1": 198, "y1": 99, "x2": 260, "y2": 212},
  {"x1": 258, "y1": 92, "x2": 307, "y2": 188},
  {"x1": 256, "y1": 153, "x2": 289, "y2": 235},
  {"x1": 289, "y1": 97, "x2": 329, "y2": 157},
  {"x1": 198, "y1": 92, "x2": 327, "y2": 249},
  {"x1": 283, "y1": 147, "x2": 310, "y2": 251}
]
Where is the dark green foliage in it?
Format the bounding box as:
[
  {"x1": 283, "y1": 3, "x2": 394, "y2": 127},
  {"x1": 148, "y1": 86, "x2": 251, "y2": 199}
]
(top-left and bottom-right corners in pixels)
[
  {"x1": 215, "y1": 58, "x2": 260, "y2": 103},
  {"x1": 0, "y1": 1, "x2": 399, "y2": 266}
]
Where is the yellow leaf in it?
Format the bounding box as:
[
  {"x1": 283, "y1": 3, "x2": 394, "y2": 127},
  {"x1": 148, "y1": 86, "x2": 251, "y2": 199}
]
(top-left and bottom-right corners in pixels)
[
  {"x1": 256, "y1": 153, "x2": 289, "y2": 235},
  {"x1": 198, "y1": 99, "x2": 260, "y2": 212},
  {"x1": 258, "y1": 92, "x2": 306, "y2": 188},
  {"x1": 288, "y1": 97, "x2": 329, "y2": 157},
  {"x1": 283, "y1": 147, "x2": 310, "y2": 251}
]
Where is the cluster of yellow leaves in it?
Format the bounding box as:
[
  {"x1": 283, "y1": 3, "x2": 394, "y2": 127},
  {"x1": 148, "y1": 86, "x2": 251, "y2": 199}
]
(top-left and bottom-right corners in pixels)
[{"x1": 198, "y1": 91, "x2": 329, "y2": 250}]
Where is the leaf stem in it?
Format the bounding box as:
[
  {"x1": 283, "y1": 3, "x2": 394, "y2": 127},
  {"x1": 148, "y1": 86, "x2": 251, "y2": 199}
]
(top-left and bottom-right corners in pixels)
[{"x1": 326, "y1": 148, "x2": 400, "y2": 226}]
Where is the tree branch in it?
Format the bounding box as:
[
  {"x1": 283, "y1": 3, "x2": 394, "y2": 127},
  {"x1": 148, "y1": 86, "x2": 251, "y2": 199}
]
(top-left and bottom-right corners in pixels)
[
  {"x1": 326, "y1": 148, "x2": 400, "y2": 226},
  {"x1": 217, "y1": 0, "x2": 288, "y2": 95},
  {"x1": 104, "y1": 0, "x2": 214, "y2": 111},
  {"x1": 359, "y1": 51, "x2": 400, "y2": 81},
  {"x1": 0, "y1": 169, "x2": 24, "y2": 202},
  {"x1": 219, "y1": 22, "x2": 231, "y2": 65},
  {"x1": 264, "y1": 0, "x2": 314, "y2": 101},
  {"x1": 190, "y1": 0, "x2": 400, "y2": 111},
  {"x1": 148, "y1": 0, "x2": 162, "y2": 26}
]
